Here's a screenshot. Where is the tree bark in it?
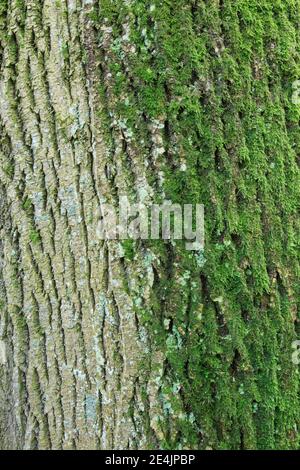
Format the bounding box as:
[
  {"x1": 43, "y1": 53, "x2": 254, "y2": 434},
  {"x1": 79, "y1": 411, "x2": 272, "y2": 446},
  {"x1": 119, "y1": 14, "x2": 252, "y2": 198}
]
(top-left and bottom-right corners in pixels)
[{"x1": 0, "y1": 0, "x2": 299, "y2": 450}]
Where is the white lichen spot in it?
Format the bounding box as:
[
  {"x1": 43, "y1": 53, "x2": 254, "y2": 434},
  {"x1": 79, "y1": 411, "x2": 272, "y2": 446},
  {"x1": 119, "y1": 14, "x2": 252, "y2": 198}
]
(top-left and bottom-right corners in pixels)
[
  {"x1": 122, "y1": 23, "x2": 131, "y2": 42},
  {"x1": 195, "y1": 249, "x2": 206, "y2": 267},
  {"x1": 172, "y1": 382, "x2": 181, "y2": 393},
  {"x1": 162, "y1": 400, "x2": 173, "y2": 415},
  {"x1": 178, "y1": 270, "x2": 190, "y2": 287},
  {"x1": 137, "y1": 186, "x2": 149, "y2": 202},
  {"x1": 157, "y1": 171, "x2": 165, "y2": 187},
  {"x1": 153, "y1": 147, "x2": 165, "y2": 158},
  {"x1": 85, "y1": 394, "x2": 97, "y2": 422},
  {"x1": 134, "y1": 297, "x2": 142, "y2": 307},
  {"x1": 73, "y1": 369, "x2": 86, "y2": 381},
  {"x1": 0, "y1": 340, "x2": 6, "y2": 365},
  {"x1": 101, "y1": 25, "x2": 113, "y2": 34}
]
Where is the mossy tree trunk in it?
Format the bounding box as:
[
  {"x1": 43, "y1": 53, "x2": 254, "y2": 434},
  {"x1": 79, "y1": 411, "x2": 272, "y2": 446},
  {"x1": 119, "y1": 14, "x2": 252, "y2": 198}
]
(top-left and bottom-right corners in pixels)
[{"x1": 0, "y1": 0, "x2": 299, "y2": 450}]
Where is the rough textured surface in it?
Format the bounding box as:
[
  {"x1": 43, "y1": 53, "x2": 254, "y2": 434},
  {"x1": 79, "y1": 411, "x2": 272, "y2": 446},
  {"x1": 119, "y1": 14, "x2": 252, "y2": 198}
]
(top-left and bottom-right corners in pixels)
[{"x1": 0, "y1": 0, "x2": 299, "y2": 450}]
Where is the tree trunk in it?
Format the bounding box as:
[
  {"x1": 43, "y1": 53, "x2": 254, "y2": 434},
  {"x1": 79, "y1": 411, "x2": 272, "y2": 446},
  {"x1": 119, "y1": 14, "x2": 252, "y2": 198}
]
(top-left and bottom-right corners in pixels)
[{"x1": 0, "y1": 0, "x2": 299, "y2": 450}]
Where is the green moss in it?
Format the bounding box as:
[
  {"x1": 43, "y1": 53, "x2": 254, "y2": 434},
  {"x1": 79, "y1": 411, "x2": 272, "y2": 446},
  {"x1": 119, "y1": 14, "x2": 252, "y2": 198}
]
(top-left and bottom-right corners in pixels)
[
  {"x1": 29, "y1": 230, "x2": 41, "y2": 245},
  {"x1": 3, "y1": 162, "x2": 14, "y2": 178},
  {"x1": 121, "y1": 240, "x2": 135, "y2": 262},
  {"x1": 15, "y1": 0, "x2": 26, "y2": 29},
  {"x1": 62, "y1": 43, "x2": 69, "y2": 61},
  {"x1": 93, "y1": 0, "x2": 300, "y2": 449},
  {"x1": 22, "y1": 197, "x2": 33, "y2": 215}
]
